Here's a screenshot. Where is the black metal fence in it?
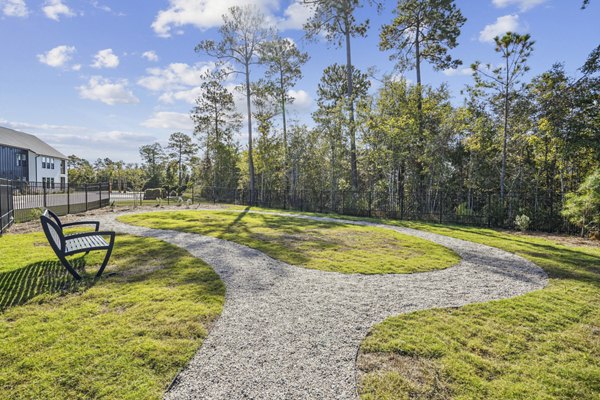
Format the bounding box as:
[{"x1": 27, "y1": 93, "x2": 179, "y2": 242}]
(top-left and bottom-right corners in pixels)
[
  {"x1": 0, "y1": 178, "x2": 14, "y2": 234},
  {"x1": 112, "y1": 186, "x2": 572, "y2": 233},
  {"x1": 9, "y1": 181, "x2": 110, "y2": 224}
]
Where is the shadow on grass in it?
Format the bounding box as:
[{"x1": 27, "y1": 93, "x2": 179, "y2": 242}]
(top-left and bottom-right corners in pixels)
[
  {"x1": 0, "y1": 257, "x2": 89, "y2": 311},
  {"x1": 403, "y1": 222, "x2": 600, "y2": 284}
]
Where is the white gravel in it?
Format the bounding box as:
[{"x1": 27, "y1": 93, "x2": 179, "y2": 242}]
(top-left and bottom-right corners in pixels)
[{"x1": 96, "y1": 209, "x2": 548, "y2": 400}]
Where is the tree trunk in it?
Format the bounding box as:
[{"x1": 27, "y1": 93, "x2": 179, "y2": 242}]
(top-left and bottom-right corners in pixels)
[
  {"x1": 280, "y1": 71, "x2": 289, "y2": 197},
  {"x1": 245, "y1": 63, "x2": 255, "y2": 204},
  {"x1": 414, "y1": 16, "x2": 425, "y2": 211},
  {"x1": 500, "y1": 62, "x2": 509, "y2": 203},
  {"x1": 178, "y1": 151, "x2": 183, "y2": 192},
  {"x1": 344, "y1": 18, "x2": 358, "y2": 191}
]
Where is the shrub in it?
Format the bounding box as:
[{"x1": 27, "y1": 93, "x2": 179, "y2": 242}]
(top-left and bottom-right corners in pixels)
[
  {"x1": 515, "y1": 214, "x2": 531, "y2": 232},
  {"x1": 143, "y1": 188, "x2": 163, "y2": 200},
  {"x1": 456, "y1": 202, "x2": 474, "y2": 216},
  {"x1": 28, "y1": 207, "x2": 44, "y2": 220},
  {"x1": 562, "y1": 169, "x2": 600, "y2": 238}
]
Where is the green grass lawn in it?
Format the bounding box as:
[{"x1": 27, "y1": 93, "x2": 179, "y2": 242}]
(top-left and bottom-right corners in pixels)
[
  {"x1": 185, "y1": 207, "x2": 600, "y2": 399},
  {"x1": 0, "y1": 230, "x2": 224, "y2": 400},
  {"x1": 320, "y1": 220, "x2": 598, "y2": 399},
  {"x1": 118, "y1": 210, "x2": 460, "y2": 274}
]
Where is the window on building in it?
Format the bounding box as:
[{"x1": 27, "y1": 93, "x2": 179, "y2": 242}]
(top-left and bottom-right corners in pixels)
[
  {"x1": 50, "y1": 158, "x2": 55, "y2": 170},
  {"x1": 42, "y1": 177, "x2": 47, "y2": 188},
  {"x1": 51, "y1": 178, "x2": 55, "y2": 189},
  {"x1": 61, "y1": 160, "x2": 66, "y2": 174},
  {"x1": 16, "y1": 153, "x2": 27, "y2": 167},
  {"x1": 42, "y1": 157, "x2": 47, "y2": 169}
]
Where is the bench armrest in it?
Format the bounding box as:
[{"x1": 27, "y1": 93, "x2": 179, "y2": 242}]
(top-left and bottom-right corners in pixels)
[{"x1": 61, "y1": 221, "x2": 100, "y2": 231}]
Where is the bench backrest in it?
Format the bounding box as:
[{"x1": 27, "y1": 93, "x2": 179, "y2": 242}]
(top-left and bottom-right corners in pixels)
[
  {"x1": 40, "y1": 211, "x2": 64, "y2": 254},
  {"x1": 45, "y1": 209, "x2": 63, "y2": 228}
]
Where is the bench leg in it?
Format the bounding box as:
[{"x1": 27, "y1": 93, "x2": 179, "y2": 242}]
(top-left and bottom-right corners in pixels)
[
  {"x1": 95, "y1": 234, "x2": 115, "y2": 279},
  {"x1": 57, "y1": 254, "x2": 82, "y2": 280}
]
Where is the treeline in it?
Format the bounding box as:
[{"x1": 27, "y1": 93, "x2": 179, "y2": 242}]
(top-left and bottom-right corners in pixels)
[{"x1": 69, "y1": 1, "x2": 599, "y2": 233}]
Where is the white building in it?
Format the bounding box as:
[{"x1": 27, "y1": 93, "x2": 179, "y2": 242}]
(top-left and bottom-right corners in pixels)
[{"x1": 0, "y1": 126, "x2": 68, "y2": 187}]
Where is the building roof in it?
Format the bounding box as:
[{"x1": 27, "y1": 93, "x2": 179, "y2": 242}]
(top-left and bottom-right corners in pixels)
[{"x1": 0, "y1": 126, "x2": 67, "y2": 159}]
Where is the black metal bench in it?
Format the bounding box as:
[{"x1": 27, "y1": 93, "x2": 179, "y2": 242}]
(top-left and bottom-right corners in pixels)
[{"x1": 40, "y1": 210, "x2": 115, "y2": 280}]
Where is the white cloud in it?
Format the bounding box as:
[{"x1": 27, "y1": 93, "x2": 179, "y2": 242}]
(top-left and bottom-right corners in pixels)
[
  {"x1": 278, "y1": 1, "x2": 312, "y2": 30},
  {"x1": 42, "y1": 0, "x2": 75, "y2": 21},
  {"x1": 91, "y1": 48, "x2": 120, "y2": 69},
  {"x1": 0, "y1": 119, "x2": 84, "y2": 134},
  {"x1": 72, "y1": 64, "x2": 81, "y2": 71},
  {"x1": 2, "y1": 0, "x2": 28, "y2": 17},
  {"x1": 78, "y1": 76, "x2": 139, "y2": 105},
  {"x1": 90, "y1": 0, "x2": 110, "y2": 12},
  {"x1": 0, "y1": 118, "x2": 155, "y2": 161},
  {"x1": 158, "y1": 87, "x2": 204, "y2": 104},
  {"x1": 142, "y1": 111, "x2": 193, "y2": 131},
  {"x1": 142, "y1": 50, "x2": 159, "y2": 62},
  {"x1": 442, "y1": 67, "x2": 473, "y2": 77},
  {"x1": 43, "y1": 131, "x2": 156, "y2": 160},
  {"x1": 479, "y1": 15, "x2": 523, "y2": 43},
  {"x1": 37, "y1": 45, "x2": 76, "y2": 68},
  {"x1": 152, "y1": 0, "x2": 296, "y2": 37},
  {"x1": 287, "y1": 89, "x2": 312, "y2": 112},
  {"x1": 138, "y1": 62, "x2": 224, "y2": 104},
  {"x1": 138, "y1": 62, "x2": 210, "y2": 91},
  {"x1": 492, "y1": 0, "x2": 546, "y2": 11}
]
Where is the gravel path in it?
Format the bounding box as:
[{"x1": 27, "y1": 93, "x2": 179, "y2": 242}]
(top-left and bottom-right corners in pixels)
[{"x1": 97, "y1": 209, "x2": 547, "y2": 400}]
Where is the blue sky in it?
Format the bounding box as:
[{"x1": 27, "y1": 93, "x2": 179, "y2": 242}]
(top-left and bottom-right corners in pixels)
[{"x1": 0, "y1": 0, "x2": 598, "y2": 163}]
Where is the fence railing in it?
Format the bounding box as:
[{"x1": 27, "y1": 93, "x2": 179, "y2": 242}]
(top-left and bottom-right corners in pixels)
[
  {"x1": 8, "y1": 181, "x2": 110, "y2": 224},
  {"x1": 111, "y1": 186, "x2": 572, "y2": 233},
  {"x1": 0, "y1": 178, "x2": 14, "y2": 234}
]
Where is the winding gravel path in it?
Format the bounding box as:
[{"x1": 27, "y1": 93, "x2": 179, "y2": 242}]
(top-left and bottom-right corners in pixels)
[{"x1": 97, "y1": 209, "x2": 547, "y2": 400}]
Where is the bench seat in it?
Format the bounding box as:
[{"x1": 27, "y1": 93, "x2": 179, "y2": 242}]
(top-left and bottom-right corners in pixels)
[{"x1": 65, "y1": 235, "x2": 110, "y2": 255}]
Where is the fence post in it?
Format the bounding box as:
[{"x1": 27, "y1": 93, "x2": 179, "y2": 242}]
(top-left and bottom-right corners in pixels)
[
  {"x1": 42, "y1": 182, "x2": 47, "y2": 208},
  {"x1": 85, "y1": 184, "x2": 88, "y2": 211},
  {"x1": 487, "y1": 192, "x2": 492, "y2": 228},
  {"x1": 99, "y1": 183, "x2": 102, "y2": 208},
  {"x1": 67, "y1": 183, "x2": 70, "y2": 214},
  {"x1": 439, "y1": 193, "x2": 443, "y2": 224}
]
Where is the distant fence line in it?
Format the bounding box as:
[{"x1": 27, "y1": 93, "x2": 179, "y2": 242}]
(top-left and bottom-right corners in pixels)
[
  {"x1": 114, "y1": 186, "x2": 572, "y2": 233},
  {"x1": 3, "y1": 181, "x2": 110, "y2": 227},
  {"x1": 0, "y1": 180, "x2": 571, "y2": 233}
]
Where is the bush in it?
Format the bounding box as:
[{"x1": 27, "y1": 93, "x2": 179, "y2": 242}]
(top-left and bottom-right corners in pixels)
[
  {"x1": 562, "y1": 169, "x2": 600, "y2": 238},
  {"x1": 28, "y1": 207, "x2": 44, "y2": 220},
  {"x1": 143, "y1": 188, "x2": 163, "y2": 200},
  {"x1": 515, "y1": 214, "x2": 531, "y2": 232},
  {"x1": 456, "y1": 202, "x2": 474, "y2": 216}
]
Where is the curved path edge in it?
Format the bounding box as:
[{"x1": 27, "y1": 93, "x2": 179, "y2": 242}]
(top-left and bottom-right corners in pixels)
[{"x1": 96, "y1": 209, "x2": 547, "y2": 400}]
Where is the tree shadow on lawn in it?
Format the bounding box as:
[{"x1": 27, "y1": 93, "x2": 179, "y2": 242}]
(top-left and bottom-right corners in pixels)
[
  {"x1": 416, "y1": 223, "x2": 600, "y2": 284},
  {"x1": 0, "y1": 257, "x2": 90, "y2": 311}
]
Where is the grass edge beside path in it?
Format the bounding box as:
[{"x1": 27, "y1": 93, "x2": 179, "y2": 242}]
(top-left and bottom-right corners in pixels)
[{"x1": 0, "y1": 231, "x2": 225, "y2": 400}]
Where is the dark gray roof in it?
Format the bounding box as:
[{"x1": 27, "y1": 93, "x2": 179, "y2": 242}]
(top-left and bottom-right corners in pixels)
[{"x1": 0, "y1": 126, "x2": 67, "y2": 159}]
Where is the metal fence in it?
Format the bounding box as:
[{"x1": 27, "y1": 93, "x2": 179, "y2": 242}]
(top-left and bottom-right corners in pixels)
[
  {"x1": 9, "y1": 181, "x2": 110, "y2": 224},
  {"x1": 0, "y1": 178, "x2": 14, "y2": 234},
  {"x1": 112, "y1": 186, "x2": 573, "y2": 233}
]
